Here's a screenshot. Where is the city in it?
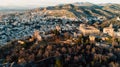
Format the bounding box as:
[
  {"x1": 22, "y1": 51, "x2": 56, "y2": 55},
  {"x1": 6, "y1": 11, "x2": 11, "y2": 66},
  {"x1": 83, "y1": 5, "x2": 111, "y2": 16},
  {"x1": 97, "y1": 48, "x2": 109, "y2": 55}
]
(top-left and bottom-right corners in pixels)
[{"x1": 0, "y1": 1, "x2": 120, "y2": 67}]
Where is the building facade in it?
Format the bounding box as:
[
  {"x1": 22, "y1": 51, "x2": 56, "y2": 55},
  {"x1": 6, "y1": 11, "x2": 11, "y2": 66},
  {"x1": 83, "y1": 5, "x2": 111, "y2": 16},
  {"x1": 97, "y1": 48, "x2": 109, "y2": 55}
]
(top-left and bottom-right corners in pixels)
[
  {"x1": 103, "y1": 24, "x2": 114, "y2": 36},
  {"x1": 79, "y1": 24, "x2": 100, "y2": 36}
]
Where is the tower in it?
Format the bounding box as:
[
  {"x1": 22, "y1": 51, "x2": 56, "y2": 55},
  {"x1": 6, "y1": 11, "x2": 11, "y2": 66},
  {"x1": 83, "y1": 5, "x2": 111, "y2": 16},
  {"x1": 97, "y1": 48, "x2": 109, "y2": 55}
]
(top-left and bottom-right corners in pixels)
[{"x1": 109, "y1": 24, "x2": 113, "y2": 28}]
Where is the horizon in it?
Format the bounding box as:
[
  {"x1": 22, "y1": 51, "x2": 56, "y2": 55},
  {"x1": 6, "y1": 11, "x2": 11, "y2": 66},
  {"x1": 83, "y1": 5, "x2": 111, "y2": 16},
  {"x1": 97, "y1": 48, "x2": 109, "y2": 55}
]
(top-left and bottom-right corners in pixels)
[{"x1": 0, "y1": 0, "x2": 120, "y2": 9}]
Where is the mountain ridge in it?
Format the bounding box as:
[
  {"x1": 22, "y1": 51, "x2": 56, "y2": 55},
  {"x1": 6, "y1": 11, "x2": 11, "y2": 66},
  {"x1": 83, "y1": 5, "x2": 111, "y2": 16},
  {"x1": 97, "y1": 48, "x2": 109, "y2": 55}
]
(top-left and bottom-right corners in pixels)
[{"x1": 36, "y1": 2, "x2": 120, "y2": 18}]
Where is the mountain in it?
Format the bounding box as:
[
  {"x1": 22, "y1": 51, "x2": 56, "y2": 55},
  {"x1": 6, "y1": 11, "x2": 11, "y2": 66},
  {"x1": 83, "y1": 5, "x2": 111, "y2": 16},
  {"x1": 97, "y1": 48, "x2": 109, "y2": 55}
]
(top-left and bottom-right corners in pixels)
[
  {"x1": 73, "y1": 2, "x2": 95, "y2": 6},
  {"x1": 36, "y1": 2, "x2": 120, "y2": 18}
]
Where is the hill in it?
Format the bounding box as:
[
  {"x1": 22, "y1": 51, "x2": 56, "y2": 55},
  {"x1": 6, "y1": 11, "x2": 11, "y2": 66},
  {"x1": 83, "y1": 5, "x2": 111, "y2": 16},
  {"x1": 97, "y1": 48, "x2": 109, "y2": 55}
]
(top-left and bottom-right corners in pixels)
[{"x1": 36, "y1": 2, "x2": 120, "y2": 18}]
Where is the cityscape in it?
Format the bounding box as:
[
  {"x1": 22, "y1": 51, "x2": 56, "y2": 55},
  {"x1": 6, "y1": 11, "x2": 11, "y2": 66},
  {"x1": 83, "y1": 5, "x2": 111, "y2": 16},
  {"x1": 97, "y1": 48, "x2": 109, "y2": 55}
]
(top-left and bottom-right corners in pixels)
[{"x1": 0, "y1": 0, "x2": 120, "y2": 67}]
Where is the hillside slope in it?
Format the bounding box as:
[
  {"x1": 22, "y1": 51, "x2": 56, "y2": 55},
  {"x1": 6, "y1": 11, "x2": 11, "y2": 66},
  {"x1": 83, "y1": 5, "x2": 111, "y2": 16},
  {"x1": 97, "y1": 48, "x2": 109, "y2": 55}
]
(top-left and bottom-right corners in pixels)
[{"x1": 37, "y1": 2, "x2": 120, "y2": 18}]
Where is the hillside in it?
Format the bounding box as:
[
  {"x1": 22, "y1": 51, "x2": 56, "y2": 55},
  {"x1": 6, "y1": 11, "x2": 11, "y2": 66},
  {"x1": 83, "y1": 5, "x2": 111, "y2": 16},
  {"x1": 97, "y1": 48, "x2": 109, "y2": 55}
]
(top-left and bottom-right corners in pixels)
[{"x1": 37, "y1": 2, "x2": 120, "y2": 18}]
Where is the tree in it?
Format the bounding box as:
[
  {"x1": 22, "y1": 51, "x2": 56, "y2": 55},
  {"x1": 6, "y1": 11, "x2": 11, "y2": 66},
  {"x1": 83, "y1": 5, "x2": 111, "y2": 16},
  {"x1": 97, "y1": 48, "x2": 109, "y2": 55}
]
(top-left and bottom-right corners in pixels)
[
  {"x1": 64, "y1": 32, "x2": 70, "y2": 39},
  {"x1": 55, "y1": 58, "x2": 63, "y2": 67},
  {"x1": 53, "y1": 29, "x2": 60, "y2": 36}
]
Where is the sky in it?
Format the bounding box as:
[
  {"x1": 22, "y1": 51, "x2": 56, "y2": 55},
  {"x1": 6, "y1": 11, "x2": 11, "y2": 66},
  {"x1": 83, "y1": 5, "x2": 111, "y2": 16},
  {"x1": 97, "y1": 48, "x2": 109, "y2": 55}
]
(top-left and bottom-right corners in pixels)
[{"x1": 0, "y1": 0, "x2": 120, "y2": 7}]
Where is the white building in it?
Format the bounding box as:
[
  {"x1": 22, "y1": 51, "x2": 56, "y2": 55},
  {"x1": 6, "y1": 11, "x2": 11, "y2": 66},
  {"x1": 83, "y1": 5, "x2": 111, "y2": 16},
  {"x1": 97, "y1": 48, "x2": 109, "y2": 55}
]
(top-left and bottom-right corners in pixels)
[
  {"x1": 117, "y1": 17, "x2": 120, "y2": 21},
  {"x1": 114, "y1": 32, "x2": 120, "y2": 37}
]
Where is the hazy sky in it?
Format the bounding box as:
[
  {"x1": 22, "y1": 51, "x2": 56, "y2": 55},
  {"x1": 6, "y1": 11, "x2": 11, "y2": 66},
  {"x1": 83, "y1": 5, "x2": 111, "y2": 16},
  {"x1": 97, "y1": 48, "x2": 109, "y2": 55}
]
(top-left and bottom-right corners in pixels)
[{"x1": 0, "y1": 0, "x2": 120, "y2": 7}]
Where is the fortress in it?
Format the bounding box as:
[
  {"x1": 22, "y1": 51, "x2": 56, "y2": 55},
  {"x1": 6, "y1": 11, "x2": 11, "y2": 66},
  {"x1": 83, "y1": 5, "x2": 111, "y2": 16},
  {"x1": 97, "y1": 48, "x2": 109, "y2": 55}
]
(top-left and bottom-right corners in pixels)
[
  {"x1": 79, "y1": 24, "x2": 100, "y2": 36},
  {"x1": 103, "y1": 24, "x2": 114, "y2": 36}
]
